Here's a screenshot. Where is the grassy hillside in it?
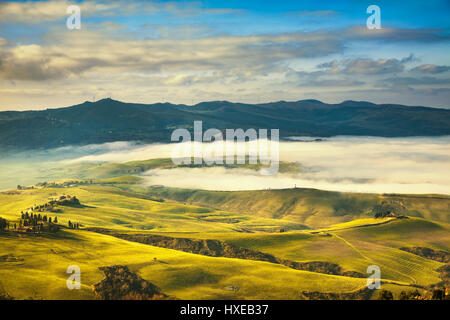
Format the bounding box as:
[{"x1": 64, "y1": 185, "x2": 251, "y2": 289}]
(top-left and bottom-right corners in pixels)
[
  {"x1": 152, "y1": 218, "x2": 448, "y2": 287},
  {"x1": 0, "y1": 186, "x2": 308, "y2": 234},
  {"x1": 0, "y1": 178, "x2": 448, "y2": 300},
  {"x1": 144, "y1": 187, "x2": 450, "y2": 227},
  {"x1": 0, "y1": 219, "x2": 428, "y2": 300},
  {"x1": 9, "y1": 156, "x2": 449, "y2": 230},
  {"x1": 0, "y1": 229, "x2": 375, "y2": 300},
  {"x1": 34, "y1": 158, "x2": 450, "y2": 229}
]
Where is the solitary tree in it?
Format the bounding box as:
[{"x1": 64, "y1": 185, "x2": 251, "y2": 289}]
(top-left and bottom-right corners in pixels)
[
  {"x1": 0, "y1": 218, "x2": 7, "y2": 231},
  {"x1": 379, "y1": 290, "x2": 394, "y2": 300}
]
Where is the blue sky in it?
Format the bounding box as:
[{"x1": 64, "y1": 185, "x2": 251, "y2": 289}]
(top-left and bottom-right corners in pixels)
[{"x1": 0, "y1": 0, "x2": 449, "y2": 110}]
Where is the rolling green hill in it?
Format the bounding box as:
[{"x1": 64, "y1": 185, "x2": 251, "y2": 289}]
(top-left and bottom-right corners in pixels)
[
  {"x1": 2, "y1": 184, "x2": 444, "y2": 300},
  {"x1": 28, "y1": 158, "x2": 450, "y2": 229},
  {"x1": 0, "y1": 167, "x2": 448, "y2": 300},
  {"x1": 0, "y1": 185, "x2": 308, "y2": 233},
  {"x1": 0, "y1": 229, "x2": 378, "y2": 300},
  {"x1": 143, "y1": 187, "x2": 450, "y2": 227}
]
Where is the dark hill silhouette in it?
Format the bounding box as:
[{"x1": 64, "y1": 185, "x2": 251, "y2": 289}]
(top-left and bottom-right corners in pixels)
[{"x1": 1, "y1": 98, "x2": 449, "y2": 149}]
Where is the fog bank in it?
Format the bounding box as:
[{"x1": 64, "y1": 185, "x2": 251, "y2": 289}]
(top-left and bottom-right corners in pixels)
[
  {"x1": 1, "y1": 136, "x2": 449, "y2": 194},
  {"x1": 139, "y1": 136, "x2": 450, "y2": 194}
]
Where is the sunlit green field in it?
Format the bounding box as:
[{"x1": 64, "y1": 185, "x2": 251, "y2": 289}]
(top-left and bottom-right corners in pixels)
[
  {"x1": 0, "y1": 167, "x2": 448, "y2": 300},
  {"x1": 0, "y1": 185, "x2": 307, "y2": 233},
  {"x1": 0, "y1": 229, "x2": 374, "y2": 300},
  {"x1": 154, "y1": 218, "x2": 447, "y2": 286}
]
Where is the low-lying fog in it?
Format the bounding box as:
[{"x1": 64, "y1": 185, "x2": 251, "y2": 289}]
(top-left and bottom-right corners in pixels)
[{"x1": 1, "y1": 136, "x2": 449, "y2": 194}]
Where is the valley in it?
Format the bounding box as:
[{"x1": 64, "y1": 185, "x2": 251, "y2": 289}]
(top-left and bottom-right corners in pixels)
[{"x1": 0, "y1": 171, "x2": 448, "y2": 300}]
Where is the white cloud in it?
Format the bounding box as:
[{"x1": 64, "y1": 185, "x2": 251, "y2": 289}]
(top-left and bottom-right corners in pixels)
[{"x1": 0, "y1": 0, "x2": 243, "y2": 23}]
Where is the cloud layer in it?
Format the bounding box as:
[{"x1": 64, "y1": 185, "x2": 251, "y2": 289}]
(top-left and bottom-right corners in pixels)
[
  {"x1": 0, "y1": 0, "x2": 449, "y2": 109},
  {"x1": 1, "y1": 136, "x2": 449, "y2": 194},
  {"x1": 61, "y1": 137, "x2": 450, "y2": 195}
]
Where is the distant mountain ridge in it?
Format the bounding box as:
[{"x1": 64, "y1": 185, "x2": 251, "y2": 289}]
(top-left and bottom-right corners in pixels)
[{"x1": 1, "y1": 98, "x2": 449, "y2": 149}]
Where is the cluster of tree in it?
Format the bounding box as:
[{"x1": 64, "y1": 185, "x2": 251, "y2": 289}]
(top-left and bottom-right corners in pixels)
[
  {"x1": 21, "y1": 196, "x2": 81, "y2": 216},
  {"x1": 24, "y1": 202, "x2": 59, "y2": 214},
  {"x1": 0, "y1": 292, "x2": 14, "y2": 300},
  {"x1": 379, "y1": 288, "x2": 448, "y2": 300},
  {"x1": 49, "y1": 195, "x2": 81, "y2": 207},
  {"x1": 2, "y1": 196, "x2": 83, "y2": 234},
  {"x1": 93, "y1": 265, "x2": 170, "y2": 300},
  {"x1": 17, "y1": 212, "x2": 81, "y2": 233},
  {"x1": 20, "y1": 211, "x2": 58, "y2": 226},
  {"x1": 0, "y1": 217, "x2": 9, "y2": 231},
  {"x1": 68, "y1": 220, "x2": 80, "y2": 229},
  {"x1": 399, "y1": 289, "x2": 423, "y2": 300},
  {"x1": 36, "y1": 180, "x2": 94, "y2": 188},
  {"x1": 15, "y1": 208, "x2": 60, "y2": 233},
  {"x1": 17, "y1": 185, "x2": 34, "y2": 190},
  {"x1": 372, "y1": 200, "x2": 406, "y2": 218},
  {"x1": 18, "y1": 209, "x2": 81, "y2": 232},
  {"x1": 400, "y1": 247, "x2": 449, "y2": 263}
]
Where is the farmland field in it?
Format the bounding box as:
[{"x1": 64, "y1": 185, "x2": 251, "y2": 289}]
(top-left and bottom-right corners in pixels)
[{"x1": 1, "y1": 169, "x2": 448, "y2": 300}]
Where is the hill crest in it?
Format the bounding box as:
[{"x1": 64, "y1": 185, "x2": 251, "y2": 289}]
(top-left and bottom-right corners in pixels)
[{"x1": 1, "y1": 99, "x2": 450, "y2": 150}]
